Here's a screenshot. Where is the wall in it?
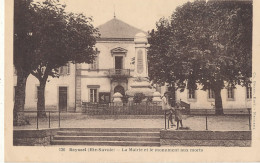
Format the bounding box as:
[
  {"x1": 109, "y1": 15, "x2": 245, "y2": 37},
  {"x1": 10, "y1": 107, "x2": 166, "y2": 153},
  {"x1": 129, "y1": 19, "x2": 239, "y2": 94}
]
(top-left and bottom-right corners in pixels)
[
  {"x1": 81, "y1": 78, "x2": 111, "y2": 102},
  {"x1": 79, "y1": 40, "x2": 137, "y2": 102},
  {"x1": 81, "y1": 41, "x2": 136, "y2": 70},
  {"x1": 14, "y1": 128, "x2": 251, "y2": 146},
  {"x1": 14, "y1": 63, "x2": 76, "y2": 111},
  {"x1": 160, "y1": 130, "x2": 251, "y2": 147},
  {"x1": 13, "y1": 129, "x2": 59, "y2": 146},
  {"x1": 162, "y1": 84, "x2": 252, "y2": 110}
]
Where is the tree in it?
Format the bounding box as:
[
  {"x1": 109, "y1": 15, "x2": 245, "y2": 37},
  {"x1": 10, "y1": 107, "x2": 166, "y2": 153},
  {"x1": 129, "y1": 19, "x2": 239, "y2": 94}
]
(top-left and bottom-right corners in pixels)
[
  {"x1": 29, "y1": 0, "x2": 98, "y2": 117},
  {"x1": 148, "y1": 0, "x2": 252, "y2": 114},
  {"x1": 13, "y1": 0, "x2": 99, "y2": 124},
  {"x1": 14, "y1": 0, "x2": 40, "y2": 125},
  {"x1": 148, "y1": 18, "x2": 186, "y2": 106}
]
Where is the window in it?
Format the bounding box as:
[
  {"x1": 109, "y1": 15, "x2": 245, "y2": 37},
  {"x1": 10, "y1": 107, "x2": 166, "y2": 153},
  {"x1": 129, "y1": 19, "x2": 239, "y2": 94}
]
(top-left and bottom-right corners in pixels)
[
  {"x1": 90, "y1": 59, "x2": 98, "y2": 70},
  {"x1": 208, "y1": 89, "x2": 215, "y2": 99},
  {"x1": 90, "y1": 52, "x2": 99, "y2": 70},
  {"x1": 67, "y1": 63, "x2": 70, "y2": 74},
  {"x1": 115, "y1": 56, "x2": 123, "y2": 70},
  {"x1": 59, "y1": 63, "x2": 70, "y2": 75},
  {"x1": 227, "y1": 87, "x2": 234, "y2": 99},
  {"x1": 246, "y1": 85, "x2": 252, "y2": 99},
  {"x1": 90, "y1": 89, "x2": 98, "y2": 103},
  {"x1": 188, "y1": 89, "x2": 196, "y2": 99}
]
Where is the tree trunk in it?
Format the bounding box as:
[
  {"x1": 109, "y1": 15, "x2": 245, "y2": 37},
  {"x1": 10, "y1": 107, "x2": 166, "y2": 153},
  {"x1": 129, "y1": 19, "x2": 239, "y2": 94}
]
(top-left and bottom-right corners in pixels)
[
  {"x1": 37, "y1": 78, "x2": 47, "y2": 118},
  {"x1": 214, "y1": 86, "x2": 224, "y2": 115},
  {"x1": 13, "y1": 69, "x2": 29, "y2": 126}
]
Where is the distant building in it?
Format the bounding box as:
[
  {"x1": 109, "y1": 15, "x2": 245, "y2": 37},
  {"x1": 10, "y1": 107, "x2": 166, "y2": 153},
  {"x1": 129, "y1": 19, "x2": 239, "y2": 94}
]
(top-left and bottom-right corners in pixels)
[
  {"x1": 161, "y1": 83, "x2": 252, "y2": 111},
  {"x1": 13, "y1": 17, "x2": 252, "y2": 112}
]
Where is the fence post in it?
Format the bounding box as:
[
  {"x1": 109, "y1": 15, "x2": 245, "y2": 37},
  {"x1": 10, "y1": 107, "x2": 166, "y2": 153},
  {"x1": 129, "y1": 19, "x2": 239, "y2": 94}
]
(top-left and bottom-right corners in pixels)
[
  {"x1": 97, "y1": 103, "x2": 99, "y2": 115},
  {"x1": 164, "y1": 110, "x2": 167, "y2": 130},
  {"x1": 131, "y1": 102, "x2": 133, "y2": 115},
  {"x1": 205, "y1": 109, "x2": 208, "y2": 130},
  {"x1": 167, "y1": 117, "x2": 169, "y2": 129},
  {"x1": 128, "y1": 102, "x2": 131, "y2": 115},
  {"x1": 112, "y1": 103, "x2": 114, "y2": 115},
  {"x1": 137, "y1": 103, "x2": 139, "y2": 115},
  {"x1": 146, "y1": 102, "x2": 148, "y2": 115},
  {"x1": 48, "y1": 111, "x2": 50, "y2": 128},
  {"x1": 206, "y1": 116, "x2": 208, "y2": 130},
  {"x1": 36, "y1": 111, "x2": 39, "y2": 129},
  {"x1": 59, "y1": 110, "x2": 60, "y2": 128}
]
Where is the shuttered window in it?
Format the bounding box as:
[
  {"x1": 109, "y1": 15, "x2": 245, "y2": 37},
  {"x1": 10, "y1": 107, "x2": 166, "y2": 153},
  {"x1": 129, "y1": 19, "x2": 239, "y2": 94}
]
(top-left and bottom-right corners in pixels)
[
  {"x1": 90, "y1": 89, "x2": 98, "y2": 103},
  {"x1": 227, "y1": 87, "x2": 234, "y2": 99},
  {"x1": 246, "y1": 85, "x2": 252, "y2": 99},
  {"x1": 90, "y1": 52, "x2": 99, "y2": 70},
  {"x1": 208, "y1": 89, "x2": 215, "y2": 99},
  {"x1": 59, "y1": 63, "x2": 70, "y2": 75},
  {"x1": 188, "y1": 89, "x2": 196, "y2": 99}
]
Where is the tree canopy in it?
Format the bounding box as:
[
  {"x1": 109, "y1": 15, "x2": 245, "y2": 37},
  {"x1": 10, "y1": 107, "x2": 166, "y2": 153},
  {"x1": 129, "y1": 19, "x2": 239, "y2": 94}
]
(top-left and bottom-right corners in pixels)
[
  {"x1": 28, "y1": 0, "x2": 99, "y2": 117},
  {"x1": 147, "y1": 0, "x2": 252, "y2": 114},
  {"x1": 14, "y1": 0, "x2": 38, "y2": 73},
  {"x1": 14, "y1": 0, "x2": 99, "y2": 123}
]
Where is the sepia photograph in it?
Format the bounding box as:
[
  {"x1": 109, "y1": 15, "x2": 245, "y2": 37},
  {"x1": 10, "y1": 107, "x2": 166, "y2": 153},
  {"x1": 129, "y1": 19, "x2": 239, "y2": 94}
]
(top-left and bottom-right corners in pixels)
[{"x1": 3, "y1": 0, "x2": 260, "y2": 162}]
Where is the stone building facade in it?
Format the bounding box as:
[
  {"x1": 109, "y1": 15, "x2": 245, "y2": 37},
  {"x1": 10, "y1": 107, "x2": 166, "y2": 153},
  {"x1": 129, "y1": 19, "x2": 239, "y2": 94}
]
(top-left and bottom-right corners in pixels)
[{"x1": 13, "y1": 17, "x2": 252, "y2": 112}]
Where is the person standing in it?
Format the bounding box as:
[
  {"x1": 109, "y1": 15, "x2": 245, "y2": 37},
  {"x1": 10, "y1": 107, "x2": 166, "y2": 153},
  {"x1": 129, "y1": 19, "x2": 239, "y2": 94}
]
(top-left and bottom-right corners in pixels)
[
  {"x1": 161, "y1": 92, "x2": 169, "y2": 111},
  {"x1": 168, "y1": 108, "x2": 176, "y2": 128},
  {"x1": 175, "y1": 102, "x2": 183, "y2": 130},
  {"x1": 162, "y1": 92, "x2": 175, "y2": 127}
]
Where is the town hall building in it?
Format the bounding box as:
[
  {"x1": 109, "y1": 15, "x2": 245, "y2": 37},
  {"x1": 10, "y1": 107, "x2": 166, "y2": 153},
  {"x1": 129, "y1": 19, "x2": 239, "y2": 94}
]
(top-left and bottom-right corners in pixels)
[{"x1": 13, "y1": 17, "x2": 252, "y2": 112}]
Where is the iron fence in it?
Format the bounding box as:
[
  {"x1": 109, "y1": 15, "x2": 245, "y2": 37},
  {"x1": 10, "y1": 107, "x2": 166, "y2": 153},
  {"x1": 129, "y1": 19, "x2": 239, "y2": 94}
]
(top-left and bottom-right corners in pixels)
[
  {"x1": 14, "y1": 111, "x2": 61, "y2": 129},
  {"x1": 164, "y1": 108, "x2": 252, "y2": 130},
  {"x1": 82, "y1": 102, "x2": 164, "y2": 115},
  {"x1": 82, "y1": 102, "x2": 251, "y2": 130},
  {"x1": 14, "y1": 107, "x2": 251, "y2": 131}
]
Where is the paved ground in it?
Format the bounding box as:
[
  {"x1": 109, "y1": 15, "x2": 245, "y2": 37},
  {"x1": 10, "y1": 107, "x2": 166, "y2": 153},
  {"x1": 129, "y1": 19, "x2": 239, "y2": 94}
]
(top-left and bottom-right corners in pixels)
[{"x1": 13, "y1": 114, "x2": 251, "y2": 131}]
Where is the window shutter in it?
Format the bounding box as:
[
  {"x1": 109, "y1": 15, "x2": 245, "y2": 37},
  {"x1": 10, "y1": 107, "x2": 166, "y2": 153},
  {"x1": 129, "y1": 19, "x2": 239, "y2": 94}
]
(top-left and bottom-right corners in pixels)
[{"x1": 67, "y1": 63, "x2": 70, "y2": 75}]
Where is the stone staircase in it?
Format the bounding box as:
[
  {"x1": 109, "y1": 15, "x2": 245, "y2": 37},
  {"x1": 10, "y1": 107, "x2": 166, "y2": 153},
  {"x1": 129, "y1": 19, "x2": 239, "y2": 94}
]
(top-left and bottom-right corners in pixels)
[{"x1": 51, "y1": 128, "x2": 161, "y2": 146}]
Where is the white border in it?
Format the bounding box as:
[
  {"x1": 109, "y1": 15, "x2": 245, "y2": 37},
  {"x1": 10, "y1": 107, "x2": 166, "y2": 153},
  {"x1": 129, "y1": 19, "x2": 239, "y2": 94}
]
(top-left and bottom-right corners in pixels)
[{"x1": 0, "y1": 0, "x2": 5, "y2": 162}]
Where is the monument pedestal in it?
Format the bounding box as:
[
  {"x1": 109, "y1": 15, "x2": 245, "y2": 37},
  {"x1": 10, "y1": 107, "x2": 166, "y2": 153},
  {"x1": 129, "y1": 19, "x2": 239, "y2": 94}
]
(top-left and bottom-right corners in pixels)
[
  {"x1": 126, "y1": 77, "x2": 155, "y2": 98},
  {"x1": 126, "y1": 33, "x2": 155, "y2": 101}
]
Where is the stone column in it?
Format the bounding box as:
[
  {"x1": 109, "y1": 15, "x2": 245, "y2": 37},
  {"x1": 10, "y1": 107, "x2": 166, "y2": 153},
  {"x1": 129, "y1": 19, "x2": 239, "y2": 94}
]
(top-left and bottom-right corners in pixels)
[
  {"x1": 134, "y1": 32, "x2": 148, "y2": 78},
  {"x1": 125, "y1": 32, "x2": 155, "y2": 98}
]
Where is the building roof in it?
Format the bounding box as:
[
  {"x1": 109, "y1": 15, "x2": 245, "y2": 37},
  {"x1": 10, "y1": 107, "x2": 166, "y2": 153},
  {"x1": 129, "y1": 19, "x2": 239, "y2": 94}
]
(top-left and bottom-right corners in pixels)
[{"x1": 97, "y1": 18, "x2": 146, "y2": 40}]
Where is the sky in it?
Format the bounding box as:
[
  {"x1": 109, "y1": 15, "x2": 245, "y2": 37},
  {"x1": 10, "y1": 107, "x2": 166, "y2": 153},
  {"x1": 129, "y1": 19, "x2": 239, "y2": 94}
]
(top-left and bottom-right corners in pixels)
[{"x1": 62, "y1": 0, "x2": 192, "y2": 32}]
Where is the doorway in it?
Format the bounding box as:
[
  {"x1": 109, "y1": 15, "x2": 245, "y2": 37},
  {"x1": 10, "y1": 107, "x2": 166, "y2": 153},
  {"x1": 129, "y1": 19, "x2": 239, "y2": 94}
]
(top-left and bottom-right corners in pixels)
[
  {"x1": 59, "y1": 87, "x2": 67, "y2": 112},
  {"x1": 114, "y1": 85, "x2": 125, "y2": 96}
]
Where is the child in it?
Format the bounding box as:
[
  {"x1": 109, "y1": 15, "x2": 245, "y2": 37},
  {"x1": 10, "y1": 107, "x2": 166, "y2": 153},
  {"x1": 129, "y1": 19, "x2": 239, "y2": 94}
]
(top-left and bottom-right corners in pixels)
[
  {"x1": 167, "y1": 108, "x2": 176, "y2": 128},
  {"x1": 175, "y1": 102, "x2": 183, "y2": 130}
]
